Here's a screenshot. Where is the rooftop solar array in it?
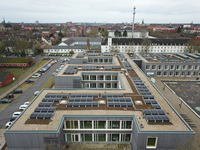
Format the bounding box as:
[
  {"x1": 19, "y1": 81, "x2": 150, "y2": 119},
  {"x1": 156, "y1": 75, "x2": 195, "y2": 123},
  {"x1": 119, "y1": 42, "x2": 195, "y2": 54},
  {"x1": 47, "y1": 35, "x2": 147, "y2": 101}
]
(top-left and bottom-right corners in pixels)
[
  {"x1": 77, "y1": 53, "x2": 84, "y2": 58},
  {"x1": 107, "y1": 97, "x2": 132, "y2": 102},
  {"x1": 146, "y1": 115, "x2": 170, "y2": 122},
  {"x1": 123, "y1": 61, "x2": 134, "y2": 71},
  {"x1": 38, "y1": 102, "x2": 53, "y2": 107},
  {"x1": 42, "y1": 98, "x2": 61, "y2": 102},
  {"x1": 142, "y1": 109, "x2": 165, "y2": 115},
  {"x1": 45, "y1": 94, "x2": 68, "y2": 98},
  {"x1": 68, "y1": 97, "x2": 93, "y2": 102},
  {"x1": 70, "y1": 93, "x2": 99, "y2": 98},
  {"x1": 82, "y1": 66, "x2": 99, "y2": 70},
  {"x1": 107, "y1": 102, "x2": 133, "y2": 107},
  {"x1": 102, "y1": 93, "x2": 124, "y2": 98},
  {"x1": 34, "y1": 107, "x2": 57, "y2": 113},
  {"x1": 67, "y1": 102, "x2": 99, "y2": 107},
  {"x1": 103, "y1": 53, "x2": 114, "y2": 56},
  {"x1": 88, "y1": 53, "x2": 100, "y2": 56},
  {"x1": 118, "y1": 53, "x2": 126, "y2": 60},
  {"x1": 29, "y1": 112, "x2": 54, "y2": 119},
  {"x1": 63, "y1": 66, "x2": 78, "y2": 74},
  {"x1": 104, "y1": 65, "x2": 121, "y2": 70}
]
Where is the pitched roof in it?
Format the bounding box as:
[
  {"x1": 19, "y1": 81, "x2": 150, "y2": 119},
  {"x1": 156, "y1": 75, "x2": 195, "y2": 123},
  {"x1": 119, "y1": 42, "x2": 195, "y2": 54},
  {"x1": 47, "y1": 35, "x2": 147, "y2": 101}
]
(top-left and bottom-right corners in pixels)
[{"x1": 0, "y1": 72, "x2": 10, "y2": 82}]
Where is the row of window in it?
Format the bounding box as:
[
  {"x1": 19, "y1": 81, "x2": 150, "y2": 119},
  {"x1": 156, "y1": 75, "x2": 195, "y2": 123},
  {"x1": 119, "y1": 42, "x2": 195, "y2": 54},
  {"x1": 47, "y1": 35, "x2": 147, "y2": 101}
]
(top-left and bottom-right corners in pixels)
[
  {"x1": 64, "y1": 120, "x2": 132, "y2": 129},
  {"x1": 82, "y1": 82, "x2": 118, "y2": 88},
  {"x1": 82, "y1": 75, "x2": 118, "y2": 81},
  {"x1": 0, "y1": 64, "x2": 26, "y2": 66},
  {"x1": 146, "y1": 64, "x2": 199, "y2": 70},
  {"x1": 109, "y1": 46, "x2": 185, "y2": 49},
  {"x1": 64, "y1": 133, "x2": 157, "y2": 149},
  {"x1": 45, "y1": 49, "x2": 83, "y2": 52},
  {"x1": 88, "y1": 58, "x2": 112, "y2": 63},
  {"x1": 65, "y1": 133, "x2": 131, "y2": 142},
  {"x1": 156, "y1": 71, "x2": 200, "y2": 76}
]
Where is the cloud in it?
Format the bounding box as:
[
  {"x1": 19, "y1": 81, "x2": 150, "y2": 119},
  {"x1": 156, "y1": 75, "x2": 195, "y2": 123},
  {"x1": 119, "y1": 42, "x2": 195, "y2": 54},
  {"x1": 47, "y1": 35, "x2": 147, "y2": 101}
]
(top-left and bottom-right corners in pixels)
[{"x1": 0, "y1": 0, "x2": 199, "y2": 23}]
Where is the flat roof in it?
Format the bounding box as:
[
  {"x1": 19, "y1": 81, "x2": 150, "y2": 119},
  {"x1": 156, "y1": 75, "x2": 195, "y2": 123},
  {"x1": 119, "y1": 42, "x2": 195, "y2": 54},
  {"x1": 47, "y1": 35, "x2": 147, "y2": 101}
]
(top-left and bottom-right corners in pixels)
[{"x1": 9, "y1": 53, "x2": 190, "y2": 132}]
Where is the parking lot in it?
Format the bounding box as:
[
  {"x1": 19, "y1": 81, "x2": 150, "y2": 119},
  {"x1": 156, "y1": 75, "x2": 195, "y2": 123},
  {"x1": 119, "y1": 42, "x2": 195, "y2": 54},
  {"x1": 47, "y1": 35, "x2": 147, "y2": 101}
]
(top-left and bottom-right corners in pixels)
[
  {"x1": 165, "y1": 81, "x2": 200, "y2": 116},
  {"x1": 0, "y1": 59, "x2": 62, "y2": 128}
]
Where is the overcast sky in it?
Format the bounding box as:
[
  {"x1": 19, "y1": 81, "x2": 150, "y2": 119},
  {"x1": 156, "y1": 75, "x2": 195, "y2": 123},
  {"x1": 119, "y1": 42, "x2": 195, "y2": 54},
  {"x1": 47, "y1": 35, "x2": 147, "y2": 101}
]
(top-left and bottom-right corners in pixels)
[{"x1": 0, "y1": 0, "x2": 200, "y2": 24}]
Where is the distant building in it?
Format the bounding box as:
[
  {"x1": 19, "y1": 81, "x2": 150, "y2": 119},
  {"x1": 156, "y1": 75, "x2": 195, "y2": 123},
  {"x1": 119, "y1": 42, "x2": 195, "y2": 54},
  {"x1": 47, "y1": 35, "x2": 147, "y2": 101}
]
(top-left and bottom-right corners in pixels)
[
  {"x1": 108, "y1": 29, "x2": 149, "y2": 38},
  {"x1": 0, "y1": 72, "x2": 14, "y2": 87},
  {"x1": 0, "y1": 18, "x2": 12, "y2": 32},
  {"x1": 35, "y1": 20, "x2": 39, "y2": 25}
]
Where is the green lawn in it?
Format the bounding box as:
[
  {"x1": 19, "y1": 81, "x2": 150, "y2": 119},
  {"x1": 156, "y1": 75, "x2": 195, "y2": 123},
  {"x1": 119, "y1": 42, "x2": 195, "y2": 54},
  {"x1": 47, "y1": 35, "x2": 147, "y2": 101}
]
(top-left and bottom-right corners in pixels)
[{"x1": 0, "y1": 57, "x2": 31, "y2": 63}]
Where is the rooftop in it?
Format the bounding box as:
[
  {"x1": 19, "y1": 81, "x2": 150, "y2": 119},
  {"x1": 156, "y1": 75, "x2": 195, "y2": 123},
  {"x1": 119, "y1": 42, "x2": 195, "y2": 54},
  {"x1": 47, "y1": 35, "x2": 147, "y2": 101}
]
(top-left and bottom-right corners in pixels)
[{"x1": 9, "y1": 53, "x2": 190, "y2": 132}]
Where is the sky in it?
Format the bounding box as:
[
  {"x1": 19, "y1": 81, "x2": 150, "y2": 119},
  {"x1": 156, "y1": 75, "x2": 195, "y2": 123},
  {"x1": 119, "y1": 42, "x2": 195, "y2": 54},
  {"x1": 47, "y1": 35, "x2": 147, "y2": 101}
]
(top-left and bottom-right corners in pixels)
[{"x1": 0, "y1": 0, "x2": 200, "y2": 24}]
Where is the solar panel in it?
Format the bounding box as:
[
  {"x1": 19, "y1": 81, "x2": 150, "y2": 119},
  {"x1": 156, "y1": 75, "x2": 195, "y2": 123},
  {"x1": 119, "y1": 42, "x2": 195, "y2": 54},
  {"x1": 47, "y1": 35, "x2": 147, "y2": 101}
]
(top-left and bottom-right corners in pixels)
[
  {"x1": 153, "y1": 104, "x2": 161, "y2": 109},
  {"x1": 41, "y1": 107, "x2": 49, "y2": 112},
  {"x1": 30, "y1": 112, "x2": 39, "y2": 119},
  {"x1": 45, "y1": 113, "x2": 53, "y2": 119},
  {"x1": 34, "y1": 107, "x2": 42, "y2": 112},
  {"x1": 37, "y1": 113, "x2": 46, "y2": 119},
  {"x1": 161, "y1": 115, "x2": 170, "y2": 122},
  {"x1": 48, "y1": 107, "x2": 57, "y2": 112},
  {"x1": 146, "y1": 115, "x2": 155, "y2": 122},
  {"x1": 67, "y1": 103, "x2": 73, "y2": 107}
]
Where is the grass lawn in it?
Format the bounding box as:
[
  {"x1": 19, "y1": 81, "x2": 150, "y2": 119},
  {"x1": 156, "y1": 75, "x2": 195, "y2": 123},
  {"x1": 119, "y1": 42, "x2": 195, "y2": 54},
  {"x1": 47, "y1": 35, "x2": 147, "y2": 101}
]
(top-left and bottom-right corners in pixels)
[
  {"x1": 32, "y1": 59, "x2": 50, "y2": 72},
  {"x1": 0, "y1": 68, "x2": 27, "y2": 80}
]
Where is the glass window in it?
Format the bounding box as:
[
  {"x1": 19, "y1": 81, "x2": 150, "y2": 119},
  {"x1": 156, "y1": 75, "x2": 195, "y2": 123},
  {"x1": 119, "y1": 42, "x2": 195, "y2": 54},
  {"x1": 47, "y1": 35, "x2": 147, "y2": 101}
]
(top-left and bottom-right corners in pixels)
[
  {"x1": 121, "y1": 134, "x2": 131, "y2": 142},
  {"x1": 106, "y1": 75, "x2": 111, "y2": 80},
  {"x1": 67, "y1": 134, "x2": 71, "y2": 141},
  {"x1": 188, "y1": 65, "x2": 192, "y2": 70},
  {"x1": 121, "y1": 121, "x2": 132, "y2": 129},
  {"x1": 80, "y1": 121, "x2": 92, "y2": 129},
  {"x1": 170, "y1": 65, "x2": 174, "y2": 70},
  {"x1": 108, "y1": 121, "x2": 120, "y2": 129},
  {"x1": 106, "y1": 83, "x2": 111, "y2": 88},
  {"x1": 158, "y1": 65, "x2": 162, "y2": 70},
  {"x1": 97, "y1": 75, "x2": 104, "y2": 80},
  {"x1": 146, "y1": 137, "x2": 157, "y2": 149},
  {"x1": 90, "y1": 83, "x2": 96, "y2": 88},
  {"x1": 104, "y1": 59, "x2": 108, "y2": 63},
  {"x1": 82, "y1": 75, "x2": 89, "y2": 80},
  {"x1": 94, "y1": 121, "x2": 106, "y2": 129},
  {"x1": 112, "y1": 83, "x2": 117, "y2": 88},
  {"x1": 175, "y1": 72, "x2": 180, "y2": 76},
  {"x1": 152, "y1": 65, "x2": 156, "y2": 70},
  {"x1": 169, "y1": 72, "x2": 173, "y2": 76},
  {"x1": 176, "y1": 65, "x2": 180, "y2": 70},
  {"x1": 109, "y1": 59, "x2": 112, "y2": 63},
  {"x1": 90, "y1": 75, "x2": 96, "y2": 80},
  {"x1": 94, "y1": 59, "x2": 98, "y2": 63},
  {"x1": 99, "y1": 59, "x2": 103, "y2": 63},
  {"x1": 164, "y1": 65, "x2": 168, "y2": 70},
  {"x1": 65, "y1": 120, "x2": 78, "y2": 129},
  {"x1": 112, "y1": 75, "x2": 117, "y2": 80},
  {"x1": 194, "y1": 65, "x2": 198, "y2": 70},
  {"x1": 163, "y1": 72, "x2": 167, "y2": 76},
  {"x1": 157, "y1": 72, "x2": 161, "y2": 76},
  {"x1": 182, "y1": 65, "x2": 186, "y2": 70},
  {"x1": 81, "y1": 134, "x2": 92, "y2": 141},
  {"x1": 146, "y1": 65, "x2": 150, "y2": 70}
]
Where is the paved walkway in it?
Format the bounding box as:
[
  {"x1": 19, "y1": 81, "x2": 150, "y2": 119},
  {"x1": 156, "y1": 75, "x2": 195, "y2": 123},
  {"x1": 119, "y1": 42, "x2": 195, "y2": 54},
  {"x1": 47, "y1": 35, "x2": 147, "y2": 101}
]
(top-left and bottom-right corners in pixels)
[
  {"x1": 0, "y1": 57, "x2": 43, "y2": 96},
  {"x1": 0, "y1": 129, "x2": 6, "y2": 150},
  {"x1": 153, "y1": 76, "x2": 200, "y2": 149}
]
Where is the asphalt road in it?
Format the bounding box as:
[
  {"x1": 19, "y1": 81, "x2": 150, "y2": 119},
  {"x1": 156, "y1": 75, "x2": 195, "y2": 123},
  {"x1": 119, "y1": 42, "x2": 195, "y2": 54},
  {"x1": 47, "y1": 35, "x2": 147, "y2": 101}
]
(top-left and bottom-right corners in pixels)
[{"x1": 0, "y1": 59, "x2": 62, "y2": 128}]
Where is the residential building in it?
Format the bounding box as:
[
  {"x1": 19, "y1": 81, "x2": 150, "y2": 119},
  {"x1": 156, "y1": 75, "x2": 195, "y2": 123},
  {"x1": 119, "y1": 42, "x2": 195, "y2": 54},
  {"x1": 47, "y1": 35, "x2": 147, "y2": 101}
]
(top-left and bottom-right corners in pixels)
[
  {"x1": 108, "y1": 29, "x2": 148, "y2": 38},
  {"x1": 101, "y1": 38, "x2": 190, "y2": 53}
]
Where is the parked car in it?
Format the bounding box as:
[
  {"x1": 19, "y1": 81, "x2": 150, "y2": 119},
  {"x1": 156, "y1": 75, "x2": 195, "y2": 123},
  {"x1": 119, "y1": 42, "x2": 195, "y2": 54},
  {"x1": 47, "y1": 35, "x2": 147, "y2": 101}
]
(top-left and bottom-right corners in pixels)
[
  {"x1": 24, "y1": 102, "x2": 30, "y2": 105},
  {"x1": 34, "y1": 91, "x2": 40, "y2": 96},
  {"x1": 39, "y1": 68, "x2": 47, "y2": 73},
  {"x1": 52, "y1": 72, "x2": 57, "y2": 76},
  {"x1": 12, "y1": 89, "x2": 22, "y2": 94},
  {"x1": 4, "y1": 94, "x2": 14, "y2": 98},
  {"x1": 25, "y1": 79, "x2": 34, "y2": 83},
  {"x1": 12, "y1": 112, "x2": 21, "y2": 117},
  {"x1": 31, "y1": 74, "x2": 41, "y2": 78},
  {"x1": 6, "y1": 121, "x2": 13, "y2": 128},
  {"x1": 10, "y1": 116, "x2": 17, "y2": 122},
  {"x1": 53, "y1": 60, "x2": 57, "y2": 63},
  {"x1": 0, "y1": 99, "x2": 11, "y2": 103},
  {"x1": 19, "y1": 105, "x2": 28, "y2": 111}
]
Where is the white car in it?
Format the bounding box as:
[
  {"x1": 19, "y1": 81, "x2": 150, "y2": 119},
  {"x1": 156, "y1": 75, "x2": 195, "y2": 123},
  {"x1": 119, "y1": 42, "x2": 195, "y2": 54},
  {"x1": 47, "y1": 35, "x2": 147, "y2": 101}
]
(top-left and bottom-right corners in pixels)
[
  {"x1": 24, "y1": 102, "x2": 30, "y2": 106},
  {"x1": 53, "y1": 60, "x2": 57, "y2": 63},
  {"x1": 31, "y1": 74, "x2": 41, "y2": 78},
  {"x1": 34, "y1": 91, "x2": 40, "y2": 96},
  {"x1": 6, "y1": 121, "x2": 13, "y2": 128},
  {"x1": 19, "y1": 105, "x2": 28, "y2": 111},
  {"x1": 12, "y1": 112, "x2": 21, "y2": 117},
  {"x1": 52, "y1": 72, "x2": 57, "y2": 76}
]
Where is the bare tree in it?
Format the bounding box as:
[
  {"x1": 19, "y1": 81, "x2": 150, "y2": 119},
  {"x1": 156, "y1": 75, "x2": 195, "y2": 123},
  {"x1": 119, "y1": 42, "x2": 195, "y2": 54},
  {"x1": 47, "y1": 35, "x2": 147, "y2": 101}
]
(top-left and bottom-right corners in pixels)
[{"x1": 141, "y1": 38, "x2": 151, "y2": 53}]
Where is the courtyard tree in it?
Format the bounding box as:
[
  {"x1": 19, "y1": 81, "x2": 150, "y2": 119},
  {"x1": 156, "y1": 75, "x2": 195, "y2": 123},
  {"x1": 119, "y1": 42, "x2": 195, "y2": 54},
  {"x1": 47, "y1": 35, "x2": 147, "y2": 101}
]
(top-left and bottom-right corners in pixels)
[
  {"x1": 123, "y1": 30, "x2": 127, "y2": 37},
  {"x1": 141, "y1": 38, "x2": 151, "y2": 53}
]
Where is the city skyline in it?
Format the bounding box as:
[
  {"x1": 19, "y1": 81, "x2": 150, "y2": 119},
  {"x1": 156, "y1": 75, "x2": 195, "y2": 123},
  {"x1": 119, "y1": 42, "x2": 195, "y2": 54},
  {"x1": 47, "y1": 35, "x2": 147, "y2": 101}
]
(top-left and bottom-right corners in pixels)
[{"x1": 0, "y1": 0, "x2": 200, "y2": 24}]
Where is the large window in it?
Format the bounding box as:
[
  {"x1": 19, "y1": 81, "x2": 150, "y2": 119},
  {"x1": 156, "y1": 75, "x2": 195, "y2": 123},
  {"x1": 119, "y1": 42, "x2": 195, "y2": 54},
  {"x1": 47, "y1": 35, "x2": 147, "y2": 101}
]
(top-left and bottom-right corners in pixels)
[
  {"x1": 99, "y1": 59, "x2": 103, "y2": 63},
  {"x1": 94, "y1": 59, "x2": 98, "y2": 63},
  {"x1": 106, "y1": 83, "x2": 111, "y2": 88},
  {"x1": 106, "y1": 75, "x2": 111, "y2": 80},
  {"x1": 94, "y1": 134, "x2": 106, "y2": 141},
  {"x1": 146, "y1": 137, "x2": 158, "y2": 149},
  {"x1": 81, "y1": 134, "x2": 92, "y2": 141},
  {"x1": 182, "y1": 65, "x2": 186, "y2": 70},
  {"x1": 170, "y1": 65, "x2": 174, "y2": 70},
  {"x1": 194, "y1": 65, "x2": 199, "y2": 70},
  {"x1": 97, "y1": 83, "x2": 104, "y2": 88},
  {"x1": 94, "y1": 121, "x2": 106, "y2": 129},
  {"x1": 152, "y1": 65, "x2": 156, "y2": 70},
  {"x1": 82, "y1": 75, "x2": 89, "y2": 80},
  {"x1": 90, "y1": 75, "x2": 96, "y2": 80},
  {"x1": 164, "y1": 65, "x2": 168, "y2": 70},
  {"x1": 104, "y1": 59, "x2": 108, "y2": 63},
  {"x1": 97, "y1": 75, "x2": 104, "y2": 80},
  {"x1": 188, "y1": 65, "x2": 192, "y2": 70},
  {"x1": 108, "y1": 134, "x2": 119, "y2": 142},
  {"x1": 121, "y1": 121, "x2": 132, "y2": 129},
  {"x1": 112, "y1": 83, "x2": 118, "y2": 88},
  {"x1": 146, "y1": 65, "x2": 151, "y2": 70},
  {"x1": 107, "y1": 121, "x2": 120, "y2": 129},
  {"x1": 158, "y1": 65, "x2": 162, "y2": 70},
  {"x1": 112, "y1": 75, "x2": 117, "y2": 80},
  {"x1": 90, "y1": 83, "x2": 96, "y2": 88},
  {"x1": 121, "y1": 134, "x2": 131, "y2": 142},
  {"x1": 66, "y1": 120, "x2": 78, "y2": 129},
  {"x1": 80, "y1": 121, "x2": 92, "y2": 129}
]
